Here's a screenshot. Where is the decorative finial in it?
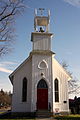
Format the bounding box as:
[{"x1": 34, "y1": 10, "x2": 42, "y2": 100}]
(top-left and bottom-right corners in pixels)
[{"x1": 39, "y1": 8, "x2": 45, "y2": 15}]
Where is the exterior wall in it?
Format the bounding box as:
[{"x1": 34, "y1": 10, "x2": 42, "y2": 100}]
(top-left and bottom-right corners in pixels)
[
  {"x1": 10, "y1": 29, "x2": 70, "y2": 114},
  {"x1": 32, "y1": 33, "x2": 52, "y2": 50},
  {"x1": 11, "y1": 54, "x2": 70, "y2": 113},
  {"x1": 12, "y1": 58, "x2": 32, "y2": 112},
  {"x1": 31, "y1": 53, "x2": 53, "y2": 112},
  {"x1": 11, "y1": 54, "x2": 69, "y2": 113},
  {"x1": 52, "y1": 58, "x2": 69, "y2": 114}
]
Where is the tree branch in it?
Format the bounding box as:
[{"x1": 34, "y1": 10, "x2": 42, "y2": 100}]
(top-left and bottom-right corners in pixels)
[{"x1": 0, "y1": 0, "x2": 25, "y2": 56}]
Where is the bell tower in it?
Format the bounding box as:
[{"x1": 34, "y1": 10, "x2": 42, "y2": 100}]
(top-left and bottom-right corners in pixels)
[
  {"x1": 31, "y1": 8, "x2": 53, "y2": 51},
  {"x1": 31, "y1": 8, "x2": 54, "y2": 112}
]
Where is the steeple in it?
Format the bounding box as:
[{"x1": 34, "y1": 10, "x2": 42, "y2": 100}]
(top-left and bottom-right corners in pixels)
[
  {"x1": 34, "y1": 8, "x2": 50, "y2": 32},
  {"x1": 31, "y1": 8, "x2": 53, "y2": 51}
]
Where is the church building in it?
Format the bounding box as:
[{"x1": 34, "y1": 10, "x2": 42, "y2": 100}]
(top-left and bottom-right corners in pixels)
[{"x1": 9, "y1": 8, "x2": 71, "y2": 115}]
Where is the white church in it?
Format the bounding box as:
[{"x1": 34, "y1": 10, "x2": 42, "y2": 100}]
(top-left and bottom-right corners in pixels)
[{"x1": 9, "y1": 8, "x2": 71, "y2": 115}]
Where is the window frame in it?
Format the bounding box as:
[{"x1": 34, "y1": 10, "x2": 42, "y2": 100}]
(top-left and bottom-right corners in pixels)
[
  {"x1": 54, "y1": 78, "x2": 59, "y2": 102},
  {"x1": 22, "y1": 77, "x2": 27, "y2": 102}
]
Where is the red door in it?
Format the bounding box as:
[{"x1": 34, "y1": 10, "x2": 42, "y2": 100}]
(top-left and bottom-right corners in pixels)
[{"x1": 37, "y1": 88, "x2": 48, "y2": 110}]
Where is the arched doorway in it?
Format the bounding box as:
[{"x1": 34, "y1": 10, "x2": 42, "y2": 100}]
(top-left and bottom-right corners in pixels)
[{"x1": 37, "y1": 79, "x2": 48, "y2": 110}]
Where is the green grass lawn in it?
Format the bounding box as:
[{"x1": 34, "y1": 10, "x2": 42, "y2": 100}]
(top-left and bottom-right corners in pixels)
[
  {"x1": 0, "y1": 111, "x2": 6, "y2": 114},
  {"x1": 54, "y1": 114, "x2": 80, "y2": 120},
  {"x1": 0, "y1": 119, "x2": 35, "y2": 120},
  {"x1": 1, "y1": 114, "x2": 80, "y2": 120},
  {"x1": 0, "y1": 118, "x2": 35, "y2": 120},
  {"x1": 0, "y1": 112, "x2": 3, "y2": 114}
]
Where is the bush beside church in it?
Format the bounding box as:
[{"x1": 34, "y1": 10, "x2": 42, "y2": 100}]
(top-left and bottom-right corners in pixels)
[{"x1": 69, "y1": 97, "x2": 80, "y2": 114}]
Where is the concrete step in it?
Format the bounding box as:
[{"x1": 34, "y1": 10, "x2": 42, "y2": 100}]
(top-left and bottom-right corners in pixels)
[{"x1": 36, "y1": 110, "x2": 52, "y2": 118}]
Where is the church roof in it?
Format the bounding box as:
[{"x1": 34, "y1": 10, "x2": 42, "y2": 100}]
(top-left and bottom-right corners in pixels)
[
  {"x1": 53, "y1": 58, "x2": 72, "y2": 80},
  {"x1": 9, "y1": 54, "x2": 31, "y2": 84},
  {"x1": 9, "y1": 50, "x2": 55, "y2": 84}
]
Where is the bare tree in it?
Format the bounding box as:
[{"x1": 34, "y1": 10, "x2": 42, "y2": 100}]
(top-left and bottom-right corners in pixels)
[
  {"x1": 0, "y1": 0, "x2": 25, "y2": 56},
  {"x1": 0, "y1": 89, "x2": 12, "y2": 108},
  {"x1": 61, "y1": 61, "x2": 80, "y2": 95}
]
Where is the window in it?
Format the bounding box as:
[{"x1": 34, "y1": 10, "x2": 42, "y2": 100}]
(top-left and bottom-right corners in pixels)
[
  {"x1": 54, "y1": 78, "x2": 59, "y2": 102},
  {"x1": 22, "y1": 77, "x2": 27, "y2": 102},
  {"x1": 37, "y1": 79, "x2": 48, "y2": 88}
]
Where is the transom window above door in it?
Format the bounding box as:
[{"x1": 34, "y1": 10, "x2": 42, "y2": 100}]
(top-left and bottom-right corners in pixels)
[{"x1": 37, "y1": 79, "x2": 48, "y2": 88}]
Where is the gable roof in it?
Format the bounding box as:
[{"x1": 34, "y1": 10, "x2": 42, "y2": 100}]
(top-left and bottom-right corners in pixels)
[
  {"x1": 9, "y1": 55, "x2": 31, "y2": 84},
  {"x1": 9, "y1": 50, "x2": 71, "y2": 84},
  {"x1": 53, "y1": 58, "x2": 72, "y2": 80},
  {"x1": 9, "y1": 50, "x2": 55, "y2": 84}
]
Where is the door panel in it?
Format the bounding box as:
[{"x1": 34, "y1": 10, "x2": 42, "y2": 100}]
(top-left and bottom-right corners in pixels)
[{"x1": 37, "y1": 88, "x2": 48, "y2": 110}]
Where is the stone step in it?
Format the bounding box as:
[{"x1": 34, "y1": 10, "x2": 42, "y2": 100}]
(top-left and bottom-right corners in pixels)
[{"x1": 36, "y1": 110, "x2": 52, "y2": 118}]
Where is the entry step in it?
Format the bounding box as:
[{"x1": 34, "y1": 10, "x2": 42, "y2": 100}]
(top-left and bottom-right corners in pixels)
[{"x1": 36, "y1": 110, "x2": 52, "y2": 118}]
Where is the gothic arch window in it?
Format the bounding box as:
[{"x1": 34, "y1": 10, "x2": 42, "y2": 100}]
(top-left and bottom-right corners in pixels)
[
  {"x1": 22, "y1": 77, "x2": 27, "y2": 102},
  {"x1": 54, "y1": 78, "x2": 59, "y2": 102},
  {"x1": 37, "y1": 79, "x2": 48, "y2": 89}
]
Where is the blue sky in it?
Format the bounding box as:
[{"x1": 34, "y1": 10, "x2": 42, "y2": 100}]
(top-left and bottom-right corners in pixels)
[{"x1": 0, "y1": 0, "x2": 80, "y2": 98}]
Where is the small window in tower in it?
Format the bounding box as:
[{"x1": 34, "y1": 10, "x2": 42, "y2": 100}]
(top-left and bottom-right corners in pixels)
[
  {"x1": 54, "y1": 78, "x2": 59, "y2": 102},
  {"x1": 22, "y1": 77, "x2": 27, "y2": 102}
]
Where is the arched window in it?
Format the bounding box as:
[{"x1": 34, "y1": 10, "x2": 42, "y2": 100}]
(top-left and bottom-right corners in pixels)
[
  {"x1": 37, "y1": 79, "x2": 48, "y2": 89},
  {"x1": 22, "y1": 77, "x2": 27, "y2": 102},
  {"x1": 54, "y1": 78, "x2": 59, "y2": 102}
]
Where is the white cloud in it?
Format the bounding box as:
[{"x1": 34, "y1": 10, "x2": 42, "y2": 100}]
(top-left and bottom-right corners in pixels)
[
  {"x1": 0, "y1": 82, "x2": 12, "y2": 92},
  {"x1": 0, "y1": 61, "x2": 16, "y2": 73},
  {"x1": 0, "y1": 61, "x2": 17, "y2": 67},
  {"x1": 0, "y1": 67, "x2": 13, "y2": 73},
  {"x1": 64, "y1": 0, "x2": 80, "y2": 7}
]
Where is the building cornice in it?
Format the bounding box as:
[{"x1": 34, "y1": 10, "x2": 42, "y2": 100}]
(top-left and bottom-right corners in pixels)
[
  {"x1": 31, "y1": 32, "x2": 53, "y2": 41},
  {"x1": 30, "y1": 50, "x2": 55, "y2": 56}
]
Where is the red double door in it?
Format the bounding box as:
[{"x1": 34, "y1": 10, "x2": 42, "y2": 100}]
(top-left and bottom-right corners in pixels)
[{"x1": 37, "y1": 88, "x2": 48, "y2": 110}]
